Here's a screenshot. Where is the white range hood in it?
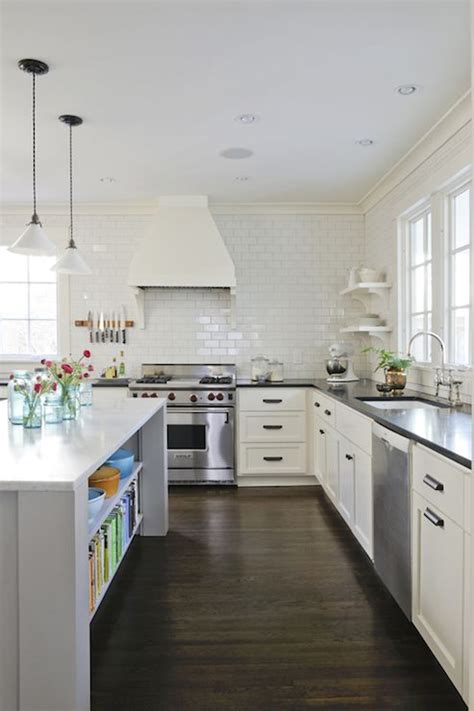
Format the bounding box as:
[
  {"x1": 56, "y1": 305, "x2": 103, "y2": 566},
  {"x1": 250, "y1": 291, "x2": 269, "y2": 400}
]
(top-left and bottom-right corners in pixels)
[{"x1": 128, "y1": 196, "x2": 236, "y2": 327}]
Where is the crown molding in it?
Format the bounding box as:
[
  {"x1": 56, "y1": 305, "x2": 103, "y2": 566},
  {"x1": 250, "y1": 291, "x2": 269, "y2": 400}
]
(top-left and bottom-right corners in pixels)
[
  {"x1": 360, "y1": 91, "x2": 472, "y2": 213},
  {"x1": 210, "y1": 202, "x2": 362, "y2": 215}
]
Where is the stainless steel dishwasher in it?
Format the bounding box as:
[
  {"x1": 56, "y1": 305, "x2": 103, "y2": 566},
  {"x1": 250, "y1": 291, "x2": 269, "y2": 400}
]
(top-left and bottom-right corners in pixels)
[{"x1": 373, "y1": 423, "x2": 412, "y2": 619}]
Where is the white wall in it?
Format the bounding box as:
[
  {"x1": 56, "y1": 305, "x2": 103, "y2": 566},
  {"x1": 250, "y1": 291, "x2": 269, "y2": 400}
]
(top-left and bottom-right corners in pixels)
[
  {"x1": 363, "y1": 94, "x2": 472, "y2": 400},
  {"x1": 0, "y1": 211, "x2": 366, "y2": 379}
]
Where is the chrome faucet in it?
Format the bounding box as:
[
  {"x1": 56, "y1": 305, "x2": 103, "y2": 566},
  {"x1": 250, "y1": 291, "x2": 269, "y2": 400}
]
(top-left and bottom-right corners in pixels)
[{"x1": 407, "y1": 331, "x2": 452, "y2": 399}]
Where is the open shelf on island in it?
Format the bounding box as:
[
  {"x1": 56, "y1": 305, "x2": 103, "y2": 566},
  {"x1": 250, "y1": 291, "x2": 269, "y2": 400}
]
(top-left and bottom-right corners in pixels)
[
  {"x1": 88, "y1": 461, "x2": 143, "y2": 539},
  {"x1": 89, "y1": 513, "x2": 143, "y2": 622}
]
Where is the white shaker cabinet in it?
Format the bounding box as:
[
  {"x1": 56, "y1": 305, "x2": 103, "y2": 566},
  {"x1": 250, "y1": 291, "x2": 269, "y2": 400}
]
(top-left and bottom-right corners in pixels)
[
  {"x1": 337, "y1": 434, "x2": 373, "y2": 557},
  {"x1": 338, "y1": 434, "x2": 355, "y2": 527}
]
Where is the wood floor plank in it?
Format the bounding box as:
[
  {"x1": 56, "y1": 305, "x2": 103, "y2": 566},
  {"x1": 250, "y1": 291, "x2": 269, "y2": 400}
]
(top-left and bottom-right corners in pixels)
[{"x1": 91, "y1": 486, "x2": 467, "y2": 710}]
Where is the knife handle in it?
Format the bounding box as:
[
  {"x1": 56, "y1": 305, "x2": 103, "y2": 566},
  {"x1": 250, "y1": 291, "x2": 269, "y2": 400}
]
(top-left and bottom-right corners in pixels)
[{"x1": 122, "y1": 329, "x2": 126, "y2": 345}]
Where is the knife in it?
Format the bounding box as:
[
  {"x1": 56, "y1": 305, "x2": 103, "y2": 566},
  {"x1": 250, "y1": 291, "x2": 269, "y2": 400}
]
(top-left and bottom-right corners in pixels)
[
  {"x1": 99, "y1": 310, "x2": 105, "y2": 343},
  {"x1": 105, "y1": 312, "x2": 109, "y2": 342},
  {"x1": 87, "y1": 310, "x2": 93, "y2": 343},
  {"x1": 95, "y1": 311, "x2": 100, "y2": 343},
  {"x1": 116, "y1": 310, "x2": 120, "y2": 343},
  {"x1": 121, "y1": 306, "x2": 126, "y2": 345}
]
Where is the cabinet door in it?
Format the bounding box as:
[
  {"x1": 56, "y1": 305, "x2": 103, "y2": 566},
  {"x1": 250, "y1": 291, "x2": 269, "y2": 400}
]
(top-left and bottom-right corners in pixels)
[
  {"x1": 412, "y1": 491, "x2": 464, "y2": 692},
  {"x1": 353, "y1": 446, "x2": 373, "y2": 558},
  {"x1": 314, "y1": 417, "x2": 326, "y2": 487},
  {"x1": 338, "y1": 435, "x2": 355, "y2": 526},
  {"x1": 325, "y1": 427, "x2": 339, "y2": 505}
]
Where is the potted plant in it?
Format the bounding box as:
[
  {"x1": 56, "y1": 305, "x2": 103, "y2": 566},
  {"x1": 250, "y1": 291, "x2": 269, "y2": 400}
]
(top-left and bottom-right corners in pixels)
[{"x1": 363, "y1": 347, "x2": 414, "y2": 390}]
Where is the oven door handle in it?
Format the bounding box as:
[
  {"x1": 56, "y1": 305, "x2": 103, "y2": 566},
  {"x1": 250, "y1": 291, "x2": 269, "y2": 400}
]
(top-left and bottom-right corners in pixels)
[{"x1": 167, "y1": 408, "x2": 233, "y2": 424}]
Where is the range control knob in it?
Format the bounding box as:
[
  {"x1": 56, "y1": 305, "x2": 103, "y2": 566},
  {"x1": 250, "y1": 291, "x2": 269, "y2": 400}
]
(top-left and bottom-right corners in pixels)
[
  {"x1": 208, "y1": 392, "x2": 215, "y2": 401},
  {"x1": 190, "y1": 394, "x2": 198, "y2": 402},
  {"x1": 150, "y1": 393, "x2": 158, "y2": 398},
  {"x1": 168, "y1": 392, "x2": 176, "y2": 401},
  {"x1": 142, "y1": 392, "x2": 149, "y2": 398},
  {"x1": 216, "y1": 392, "x2": 224, "y2": 401}
]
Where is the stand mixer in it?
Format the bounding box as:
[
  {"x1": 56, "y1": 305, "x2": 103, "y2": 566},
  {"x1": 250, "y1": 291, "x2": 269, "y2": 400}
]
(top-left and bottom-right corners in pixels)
[{"x1": 325, "y1": 342, "x2": 359, "y2": 383}]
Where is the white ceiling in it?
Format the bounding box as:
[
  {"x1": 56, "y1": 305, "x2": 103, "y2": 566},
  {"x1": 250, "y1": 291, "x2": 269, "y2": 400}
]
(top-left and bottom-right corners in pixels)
[{"x1": 0, "y1": 0, "x2": 471, "y2": 205}]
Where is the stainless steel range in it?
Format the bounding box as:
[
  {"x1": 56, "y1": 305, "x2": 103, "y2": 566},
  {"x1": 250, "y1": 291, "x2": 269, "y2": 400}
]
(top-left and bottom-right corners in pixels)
[{"x1": 129, "y1": 364, "x2": 236, "y2": 484}]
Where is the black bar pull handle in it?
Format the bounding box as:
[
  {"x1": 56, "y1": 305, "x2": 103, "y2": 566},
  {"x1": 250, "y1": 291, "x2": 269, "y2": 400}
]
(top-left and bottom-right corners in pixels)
[
  {"x1": 263, "y1": 425, "x2": 283, "y2": 430},
  {"x1": 423, "y1": 474, "x2": 444, "y2": 492},
  {"x1": 263, "y1": 398, "x2": 283, "y2": 404},
  {"x1": 319, "y1": 429, "x2": 325, "y2": 435},
  {"x1": 324, "y1": 409, "x2": 332, "y2": 416},
  {"x1": 423, "y1": 508, "x2": 444, "y2": 528},
  {"x1": 263, "y1": 456, "x2": 283, "y2": 462},
  {"x1": 345, "y1": 454, "x2": 353, "y2": 461}
]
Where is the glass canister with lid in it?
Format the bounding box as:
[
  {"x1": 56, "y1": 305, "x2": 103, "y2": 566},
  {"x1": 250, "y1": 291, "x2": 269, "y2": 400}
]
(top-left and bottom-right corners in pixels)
[
  {"x1": 8, "y1": 370, "x2": 31, "y2": 425},
  {"x1": 269, "y1": 360, "x2": 284, "y2": 382},
  {"x1": 251, "y1": 356, "x2": 270, "y2": 381}
]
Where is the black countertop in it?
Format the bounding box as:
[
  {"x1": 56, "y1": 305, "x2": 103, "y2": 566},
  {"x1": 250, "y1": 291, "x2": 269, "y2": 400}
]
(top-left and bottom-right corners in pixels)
[
  {"x1": 237, "y1": 378, "x2": 315, "y2": 387},
  {"x1": 237, "y1": 378, "x2": 472, "y2": 469}
]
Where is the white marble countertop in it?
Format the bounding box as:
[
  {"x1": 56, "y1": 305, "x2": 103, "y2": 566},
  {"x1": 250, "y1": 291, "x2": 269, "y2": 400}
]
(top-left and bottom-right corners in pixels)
[{"x1": 0, "y1": 398, "x2": 166, "y2": 492}]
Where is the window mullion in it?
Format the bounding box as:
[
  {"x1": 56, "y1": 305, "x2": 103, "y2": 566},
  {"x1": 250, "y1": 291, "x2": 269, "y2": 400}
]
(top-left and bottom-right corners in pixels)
[{"x1": 430, "y1": 193, "x2": 444, "y2": 364}]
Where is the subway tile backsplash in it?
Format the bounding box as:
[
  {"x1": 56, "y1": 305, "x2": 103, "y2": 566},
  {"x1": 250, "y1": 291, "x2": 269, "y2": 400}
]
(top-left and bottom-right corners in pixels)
[{"x1": 1, "y1": 211, "x2": 367, "y2": 379}]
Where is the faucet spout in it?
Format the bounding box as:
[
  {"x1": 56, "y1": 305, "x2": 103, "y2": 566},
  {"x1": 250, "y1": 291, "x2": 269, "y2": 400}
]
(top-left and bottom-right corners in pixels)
[{"x1": 407, "y1": 331, "x2": 447, "y2": 369}]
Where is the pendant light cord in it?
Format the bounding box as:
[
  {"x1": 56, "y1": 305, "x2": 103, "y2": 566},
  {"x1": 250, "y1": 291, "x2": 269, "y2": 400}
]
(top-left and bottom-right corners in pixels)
[
  {"x1": 31, "y1": 72, "x2": 39, "y2": 223},
  {"x1": 68, "y1": 123, "x2": 75, "y2": 248}
]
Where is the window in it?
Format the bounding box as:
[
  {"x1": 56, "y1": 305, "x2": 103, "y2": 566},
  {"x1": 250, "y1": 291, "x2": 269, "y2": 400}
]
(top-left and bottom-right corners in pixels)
[
  {"x1": 0, "y1": 247, "x2": 58, "y2": 357},
  {"x1": 400, "y1": 175, "x2": 471, "y2": 368},
  {"x1": 447, "y1": 185, "x2": 471, "y2": 366},
  {"x1": 406, "y1": 209, "x2": 432, "y2": 362}
]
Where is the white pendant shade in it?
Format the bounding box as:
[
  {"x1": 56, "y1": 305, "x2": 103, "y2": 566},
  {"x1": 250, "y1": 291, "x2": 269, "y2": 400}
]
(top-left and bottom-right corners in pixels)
[
  {"x1": 8, "y1": 222, "x2": 57, "y2": 257},
  {"x1": 51, "y1": 246, "x2": 91, "y2": 275}
]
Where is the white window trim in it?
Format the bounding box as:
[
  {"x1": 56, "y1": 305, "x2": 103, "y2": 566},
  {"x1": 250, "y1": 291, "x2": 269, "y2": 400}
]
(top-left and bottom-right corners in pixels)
[{"x1": 398, "y1": 169, "x2": 472, "y2": 371}]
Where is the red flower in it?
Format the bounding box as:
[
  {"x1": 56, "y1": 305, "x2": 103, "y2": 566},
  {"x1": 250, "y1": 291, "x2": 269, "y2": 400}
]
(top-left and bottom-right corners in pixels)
[
  {"x1": 83, "y1": 350, "x2": 91, "y2": 358},
  {"x1": 9, "y1": 374, "x2": 13, "y2": 380},
  {"x1": 45, "y1": 360, "x2": 52, "y2": 368},
  {"x1": 33, "y1": 383, "x2": 42, "y2": 394},
  {"x1": 58, "y1": 373, "x2": 63, "y2": 379},
  {"x1": 40, "y1": 358, "x2": 46, "y2": 365},
  {"x1": 36, "y1": 376, "x2": 41, "y2": 382},
  {"x1": 61, "y1": 363, "x2": 73, "y2": 374},
  {"x1": 88, "y1": 364, "x2": 94, "y2": 372},
  {"x1": 53, "y1": 382, "x2": 58, "y2": 391},
  {"x1": 83, "y1": 372, "x2": 90, "y2": 379}
]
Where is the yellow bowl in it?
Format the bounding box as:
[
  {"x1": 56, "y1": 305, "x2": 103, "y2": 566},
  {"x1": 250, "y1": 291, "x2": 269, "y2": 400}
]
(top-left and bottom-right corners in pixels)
[{"x1": 89, "y1": 465, "x2": 120, "y2": 498}]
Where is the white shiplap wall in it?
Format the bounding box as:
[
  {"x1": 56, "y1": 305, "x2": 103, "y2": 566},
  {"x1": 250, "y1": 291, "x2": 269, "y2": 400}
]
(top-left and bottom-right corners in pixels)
[{"x1": 0, "y1": 211, "x2": 367, "y2": 379}]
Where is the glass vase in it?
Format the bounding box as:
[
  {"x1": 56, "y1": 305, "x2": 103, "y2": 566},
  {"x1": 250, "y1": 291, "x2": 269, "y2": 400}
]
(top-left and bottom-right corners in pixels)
[
  {"x1": 60, "y1": 384, "x2": 80, "y2": 420},
  {"x1": 8, "y1": 370, "x2": 31, "y2": 425},
  {"x1": 79, "y1": 381, "x2": 93, "y2": 407},
  {"x1": 43, "y1": 393, "x2": 64, "y2": 424},
  {"x1": 23, "y1": 396, "x2": 42, "y2": 429}
]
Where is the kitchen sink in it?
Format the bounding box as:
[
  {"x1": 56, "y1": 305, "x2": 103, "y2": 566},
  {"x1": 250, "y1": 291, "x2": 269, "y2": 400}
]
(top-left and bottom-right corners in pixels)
[{"x1": 356, "y1": 397, "x2": 449, "y2": 410}]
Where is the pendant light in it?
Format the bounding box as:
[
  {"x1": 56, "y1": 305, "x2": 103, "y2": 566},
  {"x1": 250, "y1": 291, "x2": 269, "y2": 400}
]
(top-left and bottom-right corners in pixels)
[
  {"x1": 9, "y1": 59, "x2": 57, "y2": 256},
  {"x1": 51, "y1": 115, "x2": 91, "y2": 275}
]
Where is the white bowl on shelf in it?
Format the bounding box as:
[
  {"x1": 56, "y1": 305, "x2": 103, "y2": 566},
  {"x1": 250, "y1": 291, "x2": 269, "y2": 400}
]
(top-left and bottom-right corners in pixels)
[
  {"x1": 359, "y1": 268, "x2": 381, "y2": 283},
  {"x1": 358, "y1": 316, "x2": 384, "y2": 327}
]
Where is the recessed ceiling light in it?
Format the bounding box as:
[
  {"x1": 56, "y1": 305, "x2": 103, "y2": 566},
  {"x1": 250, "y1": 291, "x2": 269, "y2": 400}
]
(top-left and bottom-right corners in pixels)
[
  {"x1": 355, "y1": 138, "x2": 375, "y2": 147},
  {"x1": 234, "y1": 113, "x2": 259, "y2": 124},
  {"x1": 99, "y1": 176, "x2": 116, "y2": 183},
  {"x1": 220, "y1": 147, "x2": 253, "y2": 159},
  {"x1": 234, "y1": 176, "x2": 250, "y2": 181},
  {"x1": 396, "y1": 84, "x2": 419, "y2": 96}
]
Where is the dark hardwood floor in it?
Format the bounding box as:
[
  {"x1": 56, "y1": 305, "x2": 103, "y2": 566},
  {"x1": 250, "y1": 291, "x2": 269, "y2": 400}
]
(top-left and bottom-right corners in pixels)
[{"x1": 91, "y1": 486, "x2": 467, "y2": 710}]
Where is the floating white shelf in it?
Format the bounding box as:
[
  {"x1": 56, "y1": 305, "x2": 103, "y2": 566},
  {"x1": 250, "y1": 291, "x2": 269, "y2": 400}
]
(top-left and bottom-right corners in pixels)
[
  {"x1": 88, "y1": 461, "x2": 143, "y2": 539},
  {"x1": 89, "y1": 513, "x2": 143, "y2": 622},
  {"x1": 340, "y1": 282, "x2": 391, "y2": 296},
  {"x1": 341, "y1": 325, "x2": 391, "y2": 333}
]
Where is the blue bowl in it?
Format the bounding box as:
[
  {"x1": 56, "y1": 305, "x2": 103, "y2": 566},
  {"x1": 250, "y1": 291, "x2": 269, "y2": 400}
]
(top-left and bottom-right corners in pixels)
[
  {"x1": 88, "y1": 487, "x2": 106, "y2": 521},
  {"x1": 105, "y1": 448, "x2": 135, "y2": 479}
]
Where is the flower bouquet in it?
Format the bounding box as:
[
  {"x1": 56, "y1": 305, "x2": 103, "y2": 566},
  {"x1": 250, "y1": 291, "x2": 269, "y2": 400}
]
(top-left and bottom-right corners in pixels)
[
  {"x1": 41, "y1": 350, "x2": 94, "y2": 420},
  {"x1": 12, "y1": 374, "x2": 57, "y2": 429}
]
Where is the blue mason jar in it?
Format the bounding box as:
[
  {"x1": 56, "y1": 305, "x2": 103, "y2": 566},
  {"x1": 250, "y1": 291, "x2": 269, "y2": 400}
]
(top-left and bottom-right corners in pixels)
[{"x1": 8, "y1": 370, "x2": 31, "y2": 425}]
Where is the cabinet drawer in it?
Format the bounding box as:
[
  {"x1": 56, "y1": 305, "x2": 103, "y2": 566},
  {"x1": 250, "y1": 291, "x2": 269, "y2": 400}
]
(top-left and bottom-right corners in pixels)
[
  {"x1": 238, "y1": 444, "x2": 306, "y2": 476},
  {"x1": 239, "y1": 388, "x2": 306, "y2": 412},
  {"x1": 413, "y1": 445, "x2": 466, "y2": 526},
  {"x1": 336, "y1": 402, "x2": 372, "y2": 455},
  {"x1": 239, "y1": 412, "x2": 306, "y2": 443},
  {"x1": 312, "y1": 391, "x2": 336, "y2": 425}
]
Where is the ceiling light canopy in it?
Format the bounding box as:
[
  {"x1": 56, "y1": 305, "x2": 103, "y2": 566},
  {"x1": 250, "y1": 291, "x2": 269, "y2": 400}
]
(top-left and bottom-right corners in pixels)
[
  {"x1": 356, "y1": 138, "x2": 375, "y2": 147},
  {"x1": 396, "y1": 84, "x2": 419, "y2": 96},
  {"x1": 220, "y1": 147, "x2": 253, "y2": 159},
  {"x1": 51, "y1": 115, "x2": 91, "y2": 275},
  {"x1": 9, "y1": 59, "x2": 57, "y2": 257}
]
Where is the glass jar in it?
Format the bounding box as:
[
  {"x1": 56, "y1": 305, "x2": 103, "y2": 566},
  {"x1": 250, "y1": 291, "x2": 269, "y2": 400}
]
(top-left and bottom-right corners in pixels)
[
  {"x1": 269, "y1": 360, "x2": 284, "y2": 382},
  {"x1": 8, "y1": 370, "x2": 31, "y2": 425},
  {"x1": 23, "y1": 394, "x2": 42, "y2": 429},
  {"x1": 60, "y1": 384, "x2": 80, "y2": 420},
  {"x1": 79, "y1": 380, "x2": 93, "y2": 407},
  {"x1": 251, "y1": 356, "x2": 270, "y2": 382},
  {"x1": 43, "y1": 393, "x2": 64, "y2": 424}
]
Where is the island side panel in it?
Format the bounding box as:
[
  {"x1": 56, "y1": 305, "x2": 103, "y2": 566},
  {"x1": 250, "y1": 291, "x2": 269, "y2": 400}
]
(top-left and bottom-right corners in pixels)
[
  {"x1": 140, "y1": 406, "x2": 168, "y2": 536},
  {"x1": 17, "y1": 482, "x2": 90, "y2": 711},
  {"x1": 0, "y1": 491, "x2": 19, "y2": 711}
]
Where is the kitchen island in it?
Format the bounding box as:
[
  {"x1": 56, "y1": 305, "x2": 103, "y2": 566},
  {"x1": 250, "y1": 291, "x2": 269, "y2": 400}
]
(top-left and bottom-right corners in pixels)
[{"x1": 0, "y1": 397, "x2": 168, "y2": 711}]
